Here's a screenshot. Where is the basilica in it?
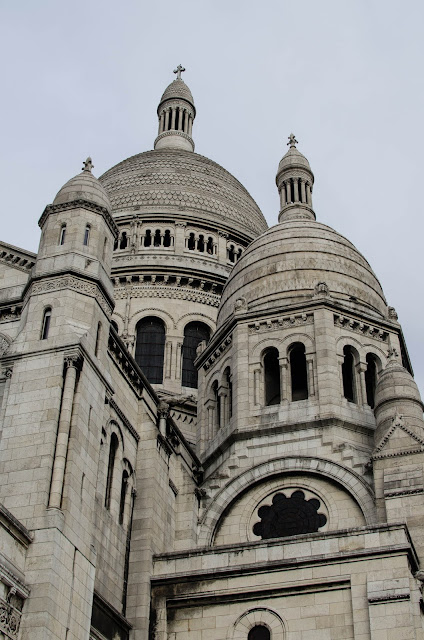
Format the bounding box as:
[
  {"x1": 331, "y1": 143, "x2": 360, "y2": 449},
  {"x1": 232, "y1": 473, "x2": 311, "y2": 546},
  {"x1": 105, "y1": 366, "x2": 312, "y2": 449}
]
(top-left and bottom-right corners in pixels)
[{"x1": 0, "y1": 68, "x2": 423, "y2": 640}]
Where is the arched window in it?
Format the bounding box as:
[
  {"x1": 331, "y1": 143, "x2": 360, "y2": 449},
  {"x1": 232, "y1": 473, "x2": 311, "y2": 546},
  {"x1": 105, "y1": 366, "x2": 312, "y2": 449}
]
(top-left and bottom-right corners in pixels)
[
  {"x1": 228, "y1": 244, "x2": 235, "y2": 262},
  {"x1": 120, "y1": 232, "x2": 128, "y2": 249},
  {"x1": 135, "y1": 317, "x2": 166, "y2": 384},
  {"x1": 163, "y1": 229, "x2": 171, "y2": 247},
  {"x1": 225, "y1": 367, "x2": 233, "y2": 420},
  {"x1": 342, "y1": 345, "x2": 357, "y2": 403},
  {"x1": 365, "y1": 353, "x2": 378, "y2": 408},
  {"x1": 206, "y1": 237, "x2": 214, "y2": 254},
  {"x1": 95, "y1": 322, "x2": 102, "y2": 356},
  {"x1": 102, "y1": 237, "x2": 107, "y2": 261},
  {"x1": 41, "y1": 307, "x2": 52, "y2": 340},
  {"x1": 119, "y1": 469, "x2": 129, "y2": 525},
  {"x1": 59, "y1": 224, "x2": 66, "y2": 245},
  {"x1": 83, "y1": 224, "x2": 90, "y2": 246},
  {"x1": 105, "y1": 432, "x2": 119, "y2": 509},
  {"x1": 197, "y1": 235, "x2": 205, "y2": 252},
  {"x1": 248, "y1": 626, "x2": 270, "y2": 640},
  {"x1": 212, "y1": 380, "x2": 220, "y2": 430},
  {"x1": 153, "y1": 230, "x2": 161, "y2": 247},
  {"x1": 144, "y1": 230, "x2": 152, "y2": 247},
  {"x1": 289, "y1": 342, "x2": 308, "y2": 401},
  {"x1": 187, "y1": 233, "x2": 196, "y2": 250},
  {"x1": 182, "y1": 322, "x2": 211, "y2": 388},
  {"x1": 264, "y1": 348, "x2": 280, "y2": 406}
]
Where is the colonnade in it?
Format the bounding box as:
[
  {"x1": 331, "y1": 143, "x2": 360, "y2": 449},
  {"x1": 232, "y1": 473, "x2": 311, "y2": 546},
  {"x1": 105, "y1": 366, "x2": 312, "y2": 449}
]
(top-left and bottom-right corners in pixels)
[
  {"x1": 158, "y1": 106, "x2": 194, "y2": 136},
  {"x1": 280, "y1": 177, "x2": 313, "y2": 209}
]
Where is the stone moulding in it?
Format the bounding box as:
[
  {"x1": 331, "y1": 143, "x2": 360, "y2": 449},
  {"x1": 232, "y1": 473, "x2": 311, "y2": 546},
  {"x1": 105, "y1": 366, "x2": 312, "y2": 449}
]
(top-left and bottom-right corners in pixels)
[
  {"x1": 334, "y1": 314, "x2": 388, "y2": 342},
  {"x1": 106, "y1": 396, "x2": 139, "y2": 443},
  {"x1": 0, "y1": 247, "x2": 35, "y2": 273},
  {"x1": 248, "y1": 312, "x2": 313, "y2": 334},
  {"x1": 115, "y1": 284, "x2": 221, "y2": 308},
  {"x1": 203, "y1": 334, "x2": 232, "y2": 370},
  {"x1": 38, "y1": 200, "x2": 119, "y2": 239},
  {"x1": 30, "y1": 275, "x2": 113, "y2": 316}
]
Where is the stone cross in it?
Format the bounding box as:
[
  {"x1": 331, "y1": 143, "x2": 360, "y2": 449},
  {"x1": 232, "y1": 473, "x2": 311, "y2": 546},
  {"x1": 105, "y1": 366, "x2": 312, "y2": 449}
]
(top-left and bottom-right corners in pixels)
[
  {"x1": 82, "y1": 157, "x2": 94, "y2": 173},
  {"x1": 287, "y1": 133, "x2": 298, "y2": 148},
  {"x1": 174, "y1": 64, "x2": 185, "y2": 80}
]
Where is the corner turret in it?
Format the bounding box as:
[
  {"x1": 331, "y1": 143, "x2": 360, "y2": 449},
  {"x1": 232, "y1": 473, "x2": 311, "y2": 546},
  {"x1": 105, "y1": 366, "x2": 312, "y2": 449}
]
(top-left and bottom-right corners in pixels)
[{"x1": 154, "y1": 65, "x2": 196, "y2": 152}]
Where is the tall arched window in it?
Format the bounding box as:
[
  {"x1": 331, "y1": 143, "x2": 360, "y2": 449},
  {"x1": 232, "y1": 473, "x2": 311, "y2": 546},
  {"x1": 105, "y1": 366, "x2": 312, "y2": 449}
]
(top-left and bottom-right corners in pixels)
[
  {"x1": 264, "y1": 348, "x2": 280, "y2": 406},
  {"x1": 289, "y1": 342, "x2": 308, "y2": 401},
  {"x1": 120, "y1": 232, "x2": 128, "y2": 249},
  {"x1": 59, "y1": 224, "x2": 66, "y2": 245},
  {"x1": 119, "y1": 469, "x2": 129, "y2": 525},
  {"x1": 248, "y1": 626, "x2": 270, "y2": 640},
  {"x1": 135, "y1": 317, "x2": 166, "y2": 384},
  {"x1": 105, "y1": 432, "x2": 119, "y2": 509},
  {"x1": 212, "y1": 380, "x2": 220, "y2": 430},
  {"x1": 365, "y1": 353, "x2": 378, "y2": 408},
  {"x1": 182, "y1": 322, "x2": 211, "y2": 388},
  {"x1": 41, "y1": 307, "x2": 52, "y2": 340},
  {"x1": 83, "y1": 224, "x2": 90, "y2": 246},
  {"x1": 95, "y1": 322, "x2": 102, "y2": 356},
  {"x1": 224, "y1": 367, "x2": 233, "y2": 420},
  {"x1": 342, "y1": 345, "x2": 357, "y2": 403}
]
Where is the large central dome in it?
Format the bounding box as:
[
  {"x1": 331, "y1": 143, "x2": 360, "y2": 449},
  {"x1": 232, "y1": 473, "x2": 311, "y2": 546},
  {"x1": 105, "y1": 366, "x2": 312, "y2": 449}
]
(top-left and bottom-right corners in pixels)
[{"x1": 99, "y1": 149, "x2": 267, "y2": 238}]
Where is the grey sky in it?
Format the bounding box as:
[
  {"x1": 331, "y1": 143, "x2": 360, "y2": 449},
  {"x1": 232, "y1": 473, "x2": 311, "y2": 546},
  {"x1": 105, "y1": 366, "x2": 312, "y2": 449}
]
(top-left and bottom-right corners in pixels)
[{"x1": 1, "y1": 0, "x2": 423, "y2": 392}]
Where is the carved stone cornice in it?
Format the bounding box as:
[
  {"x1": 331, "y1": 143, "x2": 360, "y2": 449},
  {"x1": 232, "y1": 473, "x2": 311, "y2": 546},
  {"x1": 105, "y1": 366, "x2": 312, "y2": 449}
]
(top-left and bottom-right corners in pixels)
[
  {"x1": 203, "y1": 334, "x2": 232, "y2": 370},
  {"x1": 39, "y1": 200, "x2": 119, "y2": 239},
  {"x1": 154, "y1": 130, "x2": 194, "y2": 150},
  {"x1": 0, "y1": 245, "x2": 35, "y2": 273},
  {"x1": 108, "y1": 329, "x2": 146, "y2": 398},
  {"x1": 248, "y1": 312, "x2": 313, "y2": 334},
  {"x1": 114, "y1": 283, "x2": 220, "y2": 308},
  {"x1": 106, "y1": 397, "x2": 139, "y2": 442},
  {"x1": 334, "y1": 314, "x2": 389, "y2": 342},
  {"x1": 29, "y1": 275, "x2": 113, "y2": 316}
]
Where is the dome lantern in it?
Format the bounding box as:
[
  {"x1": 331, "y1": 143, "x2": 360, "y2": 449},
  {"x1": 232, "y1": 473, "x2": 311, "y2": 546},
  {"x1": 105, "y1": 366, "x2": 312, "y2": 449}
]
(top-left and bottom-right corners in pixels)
[
  {"x1": 276, "y1": 134, "x2": 315, "y2": 223},
  {"x1": 154, "y1": 66, "x2": 196, "y2": 152}
]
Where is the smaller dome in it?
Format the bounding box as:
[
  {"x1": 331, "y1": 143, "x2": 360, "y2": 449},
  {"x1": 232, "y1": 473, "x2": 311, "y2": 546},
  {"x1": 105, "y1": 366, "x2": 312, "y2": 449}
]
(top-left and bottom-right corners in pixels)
[
  {"x1": 53, "y1": 160, "x2": 111, "y2": 211},
  {"x1": 278, "y1": 146, "x2": 312, "y2": 172},
  {"x1": 159, "y1": 78, "x2": 195, "y2": 108}
]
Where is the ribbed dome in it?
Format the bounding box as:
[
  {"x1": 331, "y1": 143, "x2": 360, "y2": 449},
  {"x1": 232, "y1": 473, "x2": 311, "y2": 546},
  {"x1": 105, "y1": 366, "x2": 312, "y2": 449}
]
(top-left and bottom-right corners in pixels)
[
  {"x1": 99, "y1": 149, "x2": 267, "y2": 238},
  {"x1": 53, "y1": 169, "x2": 111, "y2": 211},
  {"x1": 278, "y1": 146, "x2": 312, "y2": 172},
  {"x1": 160, "y1": 78, "x2": 194, "y2": 107},
  {"x1": 217, "y1": 219, "x2": 387, "y2": 326}
]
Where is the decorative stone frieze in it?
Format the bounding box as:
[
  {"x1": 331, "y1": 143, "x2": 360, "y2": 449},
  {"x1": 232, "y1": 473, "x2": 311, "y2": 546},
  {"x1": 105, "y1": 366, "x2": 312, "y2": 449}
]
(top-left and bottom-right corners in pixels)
[
  {"x1": 0, "y1": 246, "x2": 35, "y2": 273},
  {"x1": 0, "y1": 597, "x2": 22, "y2": 639},
  {"x1": 0, "y1": 306, "x2": 21, "y2": 324},
  {"x1": 334, "y1": 313, "x2": 388, "y2": 342},
  {"x1": 30, "y1": 275, "x2": 113, "y2": 316},
  {"x1": 114, "y1": 282, "x2": 220, "y2": 308},
  {"x1": 38, "y1": 199, "x2": 119, "y2": 238},
  {"x1": 248, "y1": 312, "x2": 313, "y2": 334}
]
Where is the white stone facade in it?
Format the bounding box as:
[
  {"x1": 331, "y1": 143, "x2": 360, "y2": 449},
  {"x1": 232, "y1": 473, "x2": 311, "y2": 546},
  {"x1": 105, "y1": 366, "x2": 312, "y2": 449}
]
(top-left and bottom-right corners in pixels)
[{"x1": 0, "y1": 71, "x2": 423, "y2": 640}]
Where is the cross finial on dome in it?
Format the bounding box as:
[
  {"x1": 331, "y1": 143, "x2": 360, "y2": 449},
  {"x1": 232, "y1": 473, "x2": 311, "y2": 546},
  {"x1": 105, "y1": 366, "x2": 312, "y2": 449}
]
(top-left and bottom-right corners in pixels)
[
  {"x1": 82, "y1": 157, "x2": 94, "y2": 173},
  {"x1": 173, "y1": 64, "x2": 185, "y2": 80},
  {"x1": 287, "y1": 133, "x2": 298, "y2": 148}
]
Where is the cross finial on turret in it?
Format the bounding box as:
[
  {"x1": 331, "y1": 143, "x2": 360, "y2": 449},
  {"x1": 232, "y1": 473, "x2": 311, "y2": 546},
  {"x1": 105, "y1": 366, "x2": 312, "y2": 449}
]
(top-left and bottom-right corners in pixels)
[
  {"x1": 287, "y1": 133, "x2": 298, "y2": 148},
  {"x1": 173, "y1": 64, "x2": 185, "y2": 80},
  {"x1": 82, "y1": 157, "x2": 94, "y2": 173}
]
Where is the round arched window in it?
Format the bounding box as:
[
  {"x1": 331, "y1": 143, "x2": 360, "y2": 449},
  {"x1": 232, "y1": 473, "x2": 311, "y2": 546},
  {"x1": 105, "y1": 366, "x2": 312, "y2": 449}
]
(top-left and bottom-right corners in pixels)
[
  {"x1": 182, "y1": 322, "x2": 210, "y2": 388},
  {"x1": 135, "y1": 317, "x2": 166, "y2": 384},
  {"x1": 248, "y1": 625, "x2": 270, "y2": 640}
]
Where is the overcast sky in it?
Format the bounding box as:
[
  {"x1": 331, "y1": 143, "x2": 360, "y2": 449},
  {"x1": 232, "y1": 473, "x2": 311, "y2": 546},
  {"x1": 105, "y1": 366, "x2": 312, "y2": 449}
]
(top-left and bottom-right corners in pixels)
[{"x1": 1, "y1": 0, "x2": 423, "y2": 393}]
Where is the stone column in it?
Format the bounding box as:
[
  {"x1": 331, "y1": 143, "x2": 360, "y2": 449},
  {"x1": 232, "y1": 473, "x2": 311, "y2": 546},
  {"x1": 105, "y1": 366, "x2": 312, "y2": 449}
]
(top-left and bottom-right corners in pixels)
[
  {"x1": 49, "y1": 354, "x2": 81, "y2": 509},
  {"x1": 175, "y1": 342, "x2": 183, "y2": 380},
  {"x1": 286, "y1": 180, "x2": 292, "y2": 203},
  {"x1": 157, "y1": 402, "x2": 169, "y2": 438},
  {"x1": 358, "y1": 363, "x2": 368, "y2": 406},
  {"x1": 183, "y1": 110, "x2": 188, "y2": 133},
  {"x1": 165, "y1": 341, "x2": 172, "y2": 379},
  {"x1": 159, "y1": 112, "x2": 165, "y2": 134},
  {"x1": 279, "y1": 358, "x2": 288, "y2": 402},
  {"x1": 293, "y1": 178, "x2": 300, "y2": 202},
  {"x1": 306, "y1": 182, "x2": 312, "y2": 206},
  {"x1": 218, "y1": 231, "x2": 228, "y2": 262},
  {"x1": 219, "y1": 390, "x2": 227, "y2": 428},
  {"x1": 306, "y1": 356, "x2": 315, "y2": 397},
  {"x1": 280, "y1": 184, "x2": 286, "y2": 208},
  {"x1": 253, "y1": 367, "x2": 261, "y2": 407},
  {"x1": 207, "y1": 405, "x2": 214, "y2": 441},
  {"x1": 171, "y1": 108, "x2": 176, "y2": 130},
  {"x1": 177, "y1": 108, "x2": 183, "y2": 131},
  {"x1": 188, "y1": 114, "x2": 193, "y2": 136},
  {"x1": 164, "y1": 109, "x2": 170, "y2": 131},
  {"x1": 174, "y1": 221, "x2": 186, "y2": 254},
  {"x1": 300, "y1": 178, "x2": 306, "y2": 203}
]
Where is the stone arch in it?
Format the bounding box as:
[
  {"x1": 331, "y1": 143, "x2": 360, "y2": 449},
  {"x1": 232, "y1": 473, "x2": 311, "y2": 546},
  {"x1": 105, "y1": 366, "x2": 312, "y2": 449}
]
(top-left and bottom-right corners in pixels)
[
  {"x1": 176, "y1": 312, "x2": 215, "y2": 333},
  {"x1": 362, "y1": 342, "x2": 387, "y2": 369},
  {"x1": 129, "y1": 308, "x2": 175, "y2": 334},
  {"x1": 228, "y1": 607, "x2": 286, "y2": 640},
  {"x1": 336, "y1": 334, "x2": 364, "y2": 359},
  {"x1": 252, "y1": 337, "x2": 285, "y2": 362},
  {"x1": 198, "y1": 455, "x2": 376, "y2": 546},
  {"x1": 280, "y1": 332, "x2": 315, "y2": 357}
]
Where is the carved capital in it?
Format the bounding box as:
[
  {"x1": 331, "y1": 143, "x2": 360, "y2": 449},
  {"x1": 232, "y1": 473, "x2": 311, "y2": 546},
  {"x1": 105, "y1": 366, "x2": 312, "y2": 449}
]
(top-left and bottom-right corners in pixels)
[{"x1": 64, "y1": 351, "x2": 83, "y2": 371}]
